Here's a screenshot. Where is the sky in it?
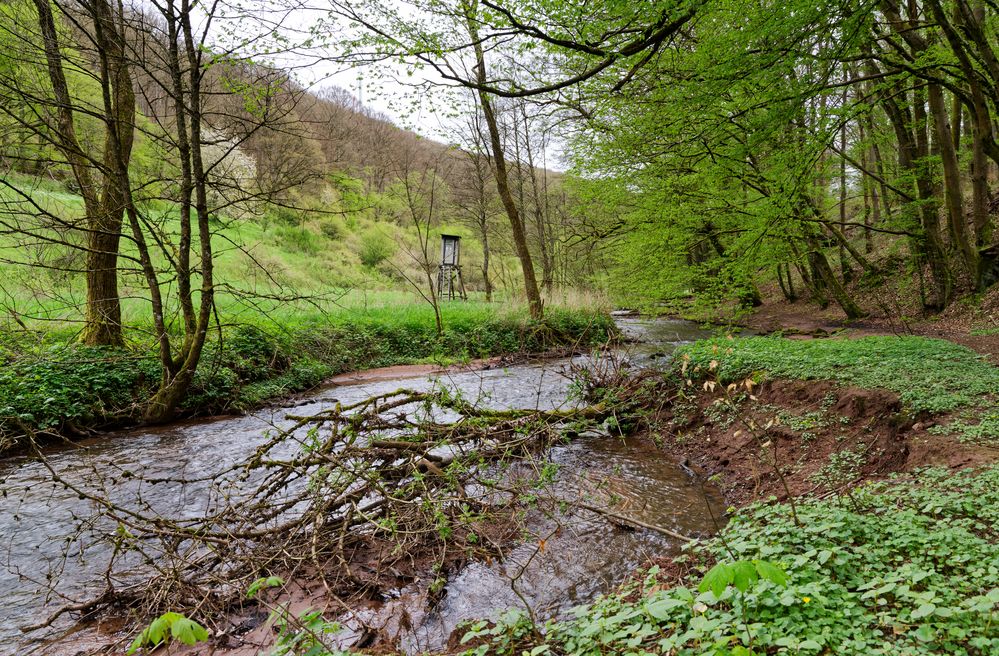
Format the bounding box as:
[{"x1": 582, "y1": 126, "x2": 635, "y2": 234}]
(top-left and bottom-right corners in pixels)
[
  {"x1": 210, "y1": 1, "x2": 459, "y2": 140},
  {"x1": 188, "y1": 0, "x2": 569, "y2": 168}
]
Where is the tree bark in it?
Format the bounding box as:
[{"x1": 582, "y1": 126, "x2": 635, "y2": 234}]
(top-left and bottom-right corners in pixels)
[
  {"x1": 464, "y1": 2, "x2": 543, "y2": 318},
  {"x1": 806, "y1": 235, "x2": 866, "y2": 319},
  {"x1": 928, "y1": 83, "x2": 978, "y2": 281},
  {"x1": 33, "y1": 0, "x2": 131, "y2": 346}
]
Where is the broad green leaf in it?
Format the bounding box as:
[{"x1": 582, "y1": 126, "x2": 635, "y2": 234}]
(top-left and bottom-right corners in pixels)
[
  {"x1": 170, "y1": 616, "x2": 209, "y2": 645},
  {"x1": 699, "y1": 562, "x2": 733, "y2": 598},
  {"x1": 754, "y1": 560, "x2": 787, "y2": 587},
  {"x1": 731, "y1": 560, "x2": 758, "y2": 592},
  {"x1": 645, "y1": 597, "x2": 687, "y2": 620}
]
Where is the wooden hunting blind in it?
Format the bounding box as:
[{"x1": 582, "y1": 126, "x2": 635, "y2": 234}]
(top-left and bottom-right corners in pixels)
[{"x1": 438, "y1": 234, "x2": 467, "y2": 300}]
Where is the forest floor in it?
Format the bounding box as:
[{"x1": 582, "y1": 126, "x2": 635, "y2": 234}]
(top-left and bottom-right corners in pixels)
[
  {"x1": 681, "y1": 288, "x2": 999, "y2": 504},
  {"x1": 741, "y1": 283, "x2": 999, "y2": 363}
]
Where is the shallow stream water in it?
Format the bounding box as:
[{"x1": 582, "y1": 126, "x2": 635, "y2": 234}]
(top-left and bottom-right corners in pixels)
[{"x1": 0, "y1": 317, "x2": 724, "y2": 655}]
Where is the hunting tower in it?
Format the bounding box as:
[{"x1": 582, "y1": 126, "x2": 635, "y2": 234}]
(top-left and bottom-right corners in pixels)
[{"x1": 437, "y1": 234, "x2": 467, "y2": 300}]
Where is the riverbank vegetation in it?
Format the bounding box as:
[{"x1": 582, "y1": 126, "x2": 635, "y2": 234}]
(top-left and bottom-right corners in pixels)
[
  {"x1": 0, "y1": 304, "x2": 612, "y2": 451},
  {"x1": 3, "y1": 0, "x2": 999, "y2": 654},
  {"x1": 86, "y1": 331, "x2": 999, "y2": 656},
  {"x1": 681, "y1": 335, "x2": 999, "y2": 416},
  {"x1": 466, "y1": 466, "x2": 999, "y2": 656}
]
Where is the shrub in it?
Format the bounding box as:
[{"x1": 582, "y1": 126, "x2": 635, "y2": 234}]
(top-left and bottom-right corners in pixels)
[
  {"x1": 0, "y1": 346, "x2": 158, "y2": 436},
  {"x1": 317, "y1": 216, "x2": 346, "y2": 240},
  {"x1": 358, "y1": 228, "x2": 395, "y2": 267},
  {"x1": 275, "y1": 225, "x2": 322, "y2": 255}
]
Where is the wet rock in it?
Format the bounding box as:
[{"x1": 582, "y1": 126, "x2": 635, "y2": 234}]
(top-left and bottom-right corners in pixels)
[{"x1": 577, "y1": 428, "x2": 612, "y2": 439}]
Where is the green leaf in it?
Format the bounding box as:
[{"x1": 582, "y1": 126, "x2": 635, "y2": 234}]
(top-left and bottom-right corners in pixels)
[
  {"x1": 914, "y1": 624, "x2": 936, "y2": 642},
  {"x1": 754, "y1": 560, "x2": 787, "y2": 587},
  {"x1": 146, "y1": 614, "x2": 171, "y2": 645},
  {"x1": 645, "y1": 597, "x2": 687, "y2": 620},
  {"x1": 731, "y1": 560, "x2": 759, "y2": 592},
  {"x1": 126, "y1": 634, "x2": 144, "y2": 656},
  {"x1": 170, "y1": 616, "x2": 209, "y2": 645},
  {"x1": 247, "y1": 575, "x2": 285, "y2": 599},
  {"x1": 699, "y1": 562, "x2": 733, "y2": 598}
]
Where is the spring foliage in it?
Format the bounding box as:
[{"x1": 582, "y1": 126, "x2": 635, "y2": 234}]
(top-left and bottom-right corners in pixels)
[{"x1": 462, "y1": 466, "x2": 999, "y2": 655}]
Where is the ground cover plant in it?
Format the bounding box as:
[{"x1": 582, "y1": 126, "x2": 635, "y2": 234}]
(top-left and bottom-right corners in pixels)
[
  {"x1": 0, "y1": 304, "x2": 613, "y2": 451},
  {"x1": 462, "y1": 466, "x2": 999, "y2": 656},
  {"x1": 679, "y1": 336, "x2": 999, "y2": 414}
]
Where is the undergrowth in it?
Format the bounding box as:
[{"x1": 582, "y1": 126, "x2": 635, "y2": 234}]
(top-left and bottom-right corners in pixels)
[
  {"x1": 463, "y1": 466, "x2": 999, "y2": 655},
  {"x1": 0, "y1": 307, "x2": 614, "y2": 449},
  {"x1": 928, "y1": 409, "x2": 999, "y2": 447},
  {"x1": 678, "y1": 336, "x2": 999, "y2": 414}
]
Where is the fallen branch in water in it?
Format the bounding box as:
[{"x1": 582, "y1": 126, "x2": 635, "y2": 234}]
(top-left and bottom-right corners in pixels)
[
  {"x1": 20, "y1": 364, "x2": 684, "y2": 650},
  {"x1": 20, "y1": 379, "x2": 635, "y2": 641}
]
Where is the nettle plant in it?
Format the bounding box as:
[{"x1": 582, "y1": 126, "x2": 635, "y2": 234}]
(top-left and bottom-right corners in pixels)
[{"x1": 127, "y1": 612, "x2": 209, "y2": 654}]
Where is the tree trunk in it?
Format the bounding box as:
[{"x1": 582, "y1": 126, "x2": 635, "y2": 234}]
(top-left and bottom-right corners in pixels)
[
  {"x1": 807, "y1": 236, "x2": 866, "y2": 319},
  {"x1": 928, "y1": 83, "x2": 977, "y2": 281},
  {"x1": 465, "y1": 3, "x2": 543, "y2": 318},
  {"x1": 81, "y1": 213, "x2": 124, "y2": 346},
  {"x1": 480, "y1": 218, "x2": 493, "y2": 301},
  {"x1": 142, "y1": 0, "x2": 218, "y2": 423},
  {"x1": 838, "y1": 77, "x2": 854, "y2": 284},
  {"x1": 33, "y1": 0, "x2": 131, "y2": 346}
]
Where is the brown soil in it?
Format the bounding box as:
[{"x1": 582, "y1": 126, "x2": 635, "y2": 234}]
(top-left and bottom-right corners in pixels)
[
  {"x1": 324, "y1": 358, "x2": 501, "y2": 387},
  {"x1": 317, "y1": 349, "x2": 577, "y2": 389},
  {"x1": 657, "y1": 378, "x2": 997, "y2": 506}
]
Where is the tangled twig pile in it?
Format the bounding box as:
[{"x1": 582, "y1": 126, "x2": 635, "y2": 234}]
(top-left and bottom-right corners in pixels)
[{"x1": 27, "y1": 376, "x2": 663, "y2": 641}]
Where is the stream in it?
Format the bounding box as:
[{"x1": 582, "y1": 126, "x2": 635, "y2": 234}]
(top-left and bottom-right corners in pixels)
[{"x1": 0, "y1": 317, "x2": 725, "y2": 655}]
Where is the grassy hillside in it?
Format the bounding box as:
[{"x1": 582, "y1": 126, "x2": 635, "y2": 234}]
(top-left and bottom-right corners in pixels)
[
  {"x1": 0, "y1": 174, "x2": 613, "y2": 450},
  {"x1": 0, "y1": 172, "x2": 524, "y2": 336}
]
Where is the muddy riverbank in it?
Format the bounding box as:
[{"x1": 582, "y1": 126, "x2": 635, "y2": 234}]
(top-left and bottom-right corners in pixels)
[{"x1": 654, "y1": 378, "x2": 997, "y2": 507}]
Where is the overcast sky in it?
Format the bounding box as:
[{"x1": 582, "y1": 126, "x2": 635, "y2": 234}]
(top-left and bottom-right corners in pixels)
[
  {"x1": 196, "y1": 0, "x2": 568, "y2": 168},
  {"x1": 209, "y1": 1, "x2": 459, "y2": 140}
]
